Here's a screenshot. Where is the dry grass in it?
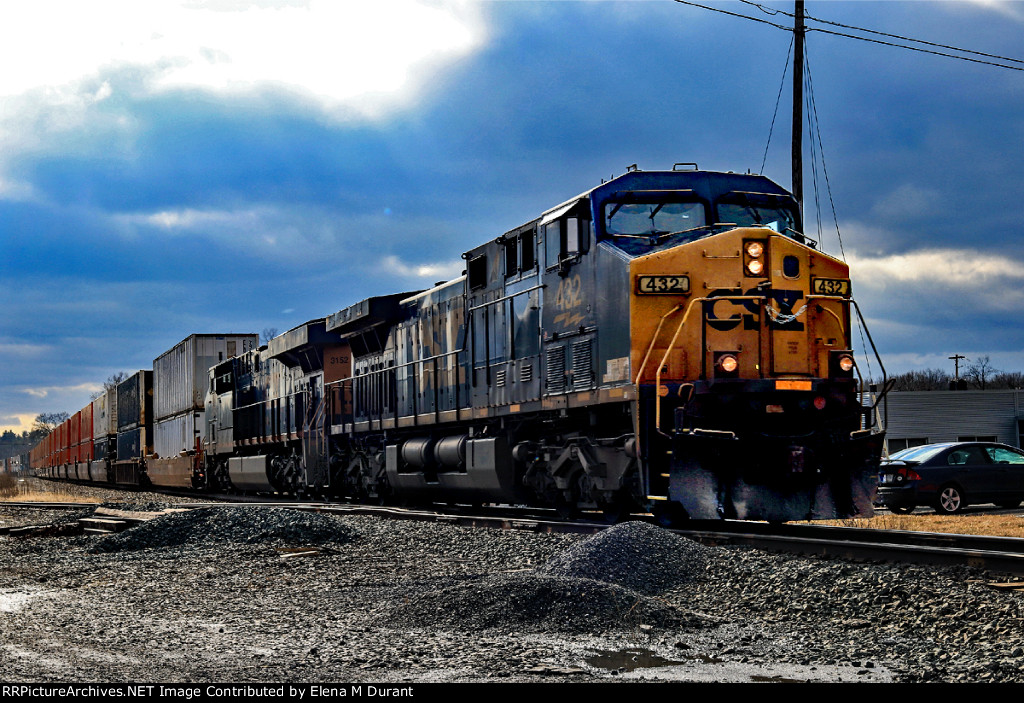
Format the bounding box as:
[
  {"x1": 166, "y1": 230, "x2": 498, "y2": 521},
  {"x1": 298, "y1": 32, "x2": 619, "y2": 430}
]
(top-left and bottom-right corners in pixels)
[
  {"x1": 810, "y1": 511, "x2": 1024, "y2": 539},
  {"x1": 0, "y1": 474, "x2": 16, "y2": 498},
  {"x1": 0, "y1": 477, "x2": 102, "y2": 504}
]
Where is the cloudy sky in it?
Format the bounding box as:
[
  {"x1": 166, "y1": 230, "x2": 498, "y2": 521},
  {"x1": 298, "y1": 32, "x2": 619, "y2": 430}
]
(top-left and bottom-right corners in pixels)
[{"x1": 1, "y1": 0, "x2": 1022, "y2": 435}]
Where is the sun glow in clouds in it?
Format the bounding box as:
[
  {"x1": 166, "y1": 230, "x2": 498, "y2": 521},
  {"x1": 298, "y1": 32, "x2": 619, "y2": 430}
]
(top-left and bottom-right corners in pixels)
[
  {"x1": 848, "y1": 248, "x2": 1024, "y2": 286},
  {"x1": 0, "y1": 1, "x2": 486, "y2": 117}
]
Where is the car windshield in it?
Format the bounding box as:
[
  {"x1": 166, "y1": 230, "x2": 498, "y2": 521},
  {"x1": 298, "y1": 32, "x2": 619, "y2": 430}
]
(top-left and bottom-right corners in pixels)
[
  {"x1": 603, "y1": 201, "x2": 711, "y2": 256},
  {"x1": 717, "y1": 202, "x2": 796, "y2": 233},
  {"x1": 887, "y1": 445, "x2": 950, "y2": 463}
]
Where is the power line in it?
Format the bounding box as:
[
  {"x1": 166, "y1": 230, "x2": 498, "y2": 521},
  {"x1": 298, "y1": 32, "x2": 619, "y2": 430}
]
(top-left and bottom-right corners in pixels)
[
  {"x1": 693, "y1": 0, "x2": 1024, "y2": 72},
  {"x1": 808, "y1": 25, "x2": 1023, "y2": 72},
  {"x1": 671, "y1": 0, "x2": 791, "y2": 31},
  {"x1": 760, "y1": 35, "x2": 793, "y2": 175},
  {"x1": 739, "y1": 0, "x2": 1024, "y2": 66}
]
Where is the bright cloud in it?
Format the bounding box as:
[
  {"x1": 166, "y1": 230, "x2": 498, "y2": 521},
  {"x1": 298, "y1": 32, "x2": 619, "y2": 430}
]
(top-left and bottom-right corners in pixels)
[
  {"x1": 380, "y1": 255, "x2": 463, "y2": 281},
  {"x1": 21, "y1": 382, "x2": 102, "y2": 400},
  {"x1": 0, "y1": 413, "x2": 39, "y2": 435},
  {"x1": 0, "y1": 1, "x2": 486, "y2": 117},
  {"x1": 848, "y1": 248, "x2": 1024, "y2": 286}
]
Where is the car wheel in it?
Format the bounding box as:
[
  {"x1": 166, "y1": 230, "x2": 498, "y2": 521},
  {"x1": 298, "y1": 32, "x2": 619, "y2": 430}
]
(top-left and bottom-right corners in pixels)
[
  {"x1": 889, "y1": 505, "x2": 915, "y2": 514},
  {"x1": 935, "y1": 485, "x2": 966, "y2": 515}
]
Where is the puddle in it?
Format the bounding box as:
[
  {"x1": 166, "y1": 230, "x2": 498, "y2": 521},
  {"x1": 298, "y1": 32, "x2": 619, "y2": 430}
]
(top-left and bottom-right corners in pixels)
[
  {"x1": 0, "y1": 588, "x2": 42, "y2": 613},
  {"x1": 750, "y1": 674, "x2": 808, "y2": 683},
  {"x1": 585, "y1": 648, "x2": 691, "y2": 672}
]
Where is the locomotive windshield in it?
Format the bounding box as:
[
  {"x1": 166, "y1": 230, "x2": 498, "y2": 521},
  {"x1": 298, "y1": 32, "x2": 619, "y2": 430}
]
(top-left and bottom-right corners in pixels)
[
  {"x1": 602, "y1": 200, "x2": 709, "y2": 256},
  {"x1": 717, "y1": 202, "x2": 796, "y2": 233}
]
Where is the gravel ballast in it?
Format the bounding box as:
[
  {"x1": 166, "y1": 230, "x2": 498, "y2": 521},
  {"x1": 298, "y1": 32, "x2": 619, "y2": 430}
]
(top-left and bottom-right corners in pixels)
[{"x1": 1, "y1": 479, "x2": 1022, "y2": 683}]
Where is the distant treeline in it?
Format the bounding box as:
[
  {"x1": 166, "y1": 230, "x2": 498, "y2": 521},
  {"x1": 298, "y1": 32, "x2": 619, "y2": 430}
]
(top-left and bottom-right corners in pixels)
[{"x1": 889, "y1": 356, "x2": 1022, "y2": 391}]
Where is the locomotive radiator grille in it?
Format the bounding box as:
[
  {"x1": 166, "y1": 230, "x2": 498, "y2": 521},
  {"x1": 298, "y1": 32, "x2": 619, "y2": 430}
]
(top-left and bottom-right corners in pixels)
[
  {"x1": 571, "y1": 339, "x2": 594, "y2": 391},
  {"x1": 545, "y1": 346, "x2": 566, "y2": 394}
]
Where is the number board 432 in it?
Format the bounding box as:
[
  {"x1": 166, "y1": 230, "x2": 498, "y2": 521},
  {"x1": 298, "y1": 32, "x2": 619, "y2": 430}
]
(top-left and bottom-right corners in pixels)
[
  {"x1": 811, "y1": 278, "x2": 851, "y2": 296},
  {"x1": 636, "y1": 275, "x2": 690, "y2": 295}
]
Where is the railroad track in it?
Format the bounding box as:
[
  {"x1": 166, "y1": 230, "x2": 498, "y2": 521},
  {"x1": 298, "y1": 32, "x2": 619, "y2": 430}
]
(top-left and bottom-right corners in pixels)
[{"x1": 5, "y1": 495, "x2": 1024, "y2": 577}]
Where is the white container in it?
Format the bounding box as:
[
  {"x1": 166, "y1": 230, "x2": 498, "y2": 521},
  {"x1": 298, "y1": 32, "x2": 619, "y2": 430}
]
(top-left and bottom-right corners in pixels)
[
  {"x1": 154, "y1": 412, "x2": 204, "y2": 459},
  {"x1": 153, "y1": 333, "x2": 258, "y2": 421}
]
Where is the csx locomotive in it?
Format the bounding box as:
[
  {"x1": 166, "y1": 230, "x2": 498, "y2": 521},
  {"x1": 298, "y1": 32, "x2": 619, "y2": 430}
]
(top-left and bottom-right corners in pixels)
[{"x1": 32, "y1": 165, "x2": 886, "y2": 523}]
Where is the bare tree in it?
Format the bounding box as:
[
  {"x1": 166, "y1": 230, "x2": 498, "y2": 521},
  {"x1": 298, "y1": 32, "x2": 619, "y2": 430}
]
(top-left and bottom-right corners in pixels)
[
  {"x1": 991, "y1": 372, "x2": 1024, "y2": 390},
  {"x1": 965, "y1": 355, "x2": 999, "y2": 390},
  {"x1": 261, "y1": 327, "x2": 279, "y2": 345},
  {"x1": 31, "y1": 412, "x2": 70, "y2": 438},
  {"x1": 90, "y1": 371, "x2": 130, "y2": 400}
]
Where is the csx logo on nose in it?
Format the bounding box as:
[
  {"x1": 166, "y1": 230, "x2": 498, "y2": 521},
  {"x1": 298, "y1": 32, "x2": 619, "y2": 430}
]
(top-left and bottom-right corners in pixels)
[{"x1": 705, "y1": 288, "x2": 804, "y2": 331}]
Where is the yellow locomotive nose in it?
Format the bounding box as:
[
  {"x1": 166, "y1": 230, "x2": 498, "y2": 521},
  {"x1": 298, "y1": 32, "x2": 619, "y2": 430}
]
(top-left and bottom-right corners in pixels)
[
  {"x1": 630, "y1": 228, "x2": 853, "y2": 385},
  {"x1": 629, "y1": 226, "x2": 875, "y2": 522}
]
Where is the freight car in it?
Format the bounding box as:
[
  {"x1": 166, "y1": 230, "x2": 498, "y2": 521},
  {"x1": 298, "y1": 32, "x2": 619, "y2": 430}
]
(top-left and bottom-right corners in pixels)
[{"x1": 30, "y1": 165, "x2": 887, "y2": 523}]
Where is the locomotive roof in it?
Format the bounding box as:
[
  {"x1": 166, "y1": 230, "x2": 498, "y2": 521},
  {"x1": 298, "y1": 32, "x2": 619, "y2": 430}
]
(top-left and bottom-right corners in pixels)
[{"x1": 540, "y1": 168, "x2": 794, "y2": 220}]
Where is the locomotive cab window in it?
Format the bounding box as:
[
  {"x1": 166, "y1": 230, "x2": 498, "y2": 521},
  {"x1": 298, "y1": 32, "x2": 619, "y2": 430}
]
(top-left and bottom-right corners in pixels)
[
  {"x1": 601, "y1": 200, "x2": 708, "y2": 256},
  {"x1": 716, "y1": 192, "x2": 799, "y2": 236},
  {"x1": 503, "y1": 227, "x2": 537, "y2": 279},
  {"x1": 467, "y1": 255, "x2": 488, "y2": 290},
  {"x1": 544, "y1": 217, "x2": 589, "y2": 268}
]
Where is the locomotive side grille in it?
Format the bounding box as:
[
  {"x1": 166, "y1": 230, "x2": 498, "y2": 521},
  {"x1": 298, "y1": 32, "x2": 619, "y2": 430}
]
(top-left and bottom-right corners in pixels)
[
  {"x1": 571, "y1": 339, "x2": 593, "y2": 391},
  {"x1": 546, "y1": 346, "x2": 566, "y2": 394},
  {"x1": 495, "y1": 369, "x2": 507, "y2": 387},
  {"x1": 520, "y1": 362, "x2": 533, "y2": 383}
]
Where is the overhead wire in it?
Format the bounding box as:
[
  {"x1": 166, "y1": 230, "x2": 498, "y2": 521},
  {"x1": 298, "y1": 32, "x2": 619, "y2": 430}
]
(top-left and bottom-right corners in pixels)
[
  {"x1": 670, "y1": 0, "x2": 791, "y2": 31},
  {"x1": 804, "y1": 41, "x2": 846, "y2": 262},
  {"x1": 696, "y1": 0, "x2": 1024, "y2": 70},
  {"x1": 760, "y1": 34, "x2": 794, "y2": 175}
]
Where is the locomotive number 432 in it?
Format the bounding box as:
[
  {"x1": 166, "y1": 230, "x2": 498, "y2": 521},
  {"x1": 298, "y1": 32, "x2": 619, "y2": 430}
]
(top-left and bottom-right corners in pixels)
[
  {"x1": 636, "y1": 275, "x2": 690, "y2": 295},
  {"x1": 811, "y1": 278, "x2": 851, "y2": 296}
]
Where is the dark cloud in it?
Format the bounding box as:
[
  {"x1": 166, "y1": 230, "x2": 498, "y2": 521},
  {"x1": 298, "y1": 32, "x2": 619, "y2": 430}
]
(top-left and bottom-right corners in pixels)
[{"x1": 3, "y1": 0, "x2": 1024, "y2": 426}]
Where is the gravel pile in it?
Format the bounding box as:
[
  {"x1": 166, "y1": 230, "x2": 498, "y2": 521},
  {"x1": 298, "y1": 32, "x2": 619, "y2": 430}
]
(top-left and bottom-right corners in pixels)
[
  {"x1": 90, "y1": 506, "x2": 357, "y2": 552},
  {"x1": 382, "y1": 521, "x2": 715, "y2": 633},
  {"x1": 383, "y1": 572, "x2": 703, "y2": 633},
  {"x1": 538, "y1": 520, "x2": 709, "y2": 593}
]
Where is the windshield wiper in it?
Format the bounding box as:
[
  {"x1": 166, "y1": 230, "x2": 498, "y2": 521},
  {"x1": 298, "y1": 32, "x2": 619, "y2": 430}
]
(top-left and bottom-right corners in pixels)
[{"x1": 650, "y1": 223, "x2": 738, "y2": 243}]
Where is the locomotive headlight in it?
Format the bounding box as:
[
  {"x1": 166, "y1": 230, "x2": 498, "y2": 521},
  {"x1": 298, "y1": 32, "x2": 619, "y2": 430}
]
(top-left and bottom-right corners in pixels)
[
  {"x1": 839, "y1": 355, "x2": 855, "y2": 373},
  {"x1": 715, "y1": 352, "x2": 740, "y2": 378},
  {"x1": 744, "y1": 239, "x2": 766, "y2": 277},
  {"x1": 830, "y1": 350, "x2": 857, "y2": 378}
]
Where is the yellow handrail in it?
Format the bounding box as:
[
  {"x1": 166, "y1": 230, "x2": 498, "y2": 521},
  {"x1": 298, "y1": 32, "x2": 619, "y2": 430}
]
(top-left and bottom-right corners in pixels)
[{"x1": 653, "y1": 296, "x2": 763, "y2": 432}]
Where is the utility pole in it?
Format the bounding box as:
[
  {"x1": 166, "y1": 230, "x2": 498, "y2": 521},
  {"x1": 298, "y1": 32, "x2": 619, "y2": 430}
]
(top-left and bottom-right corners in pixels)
[
  {"x1": 949, "y1": 354, "x2": 967, "y2": 390},
  {"x1": 792, "y1": 0, "x2": 805, "y2": 221}
]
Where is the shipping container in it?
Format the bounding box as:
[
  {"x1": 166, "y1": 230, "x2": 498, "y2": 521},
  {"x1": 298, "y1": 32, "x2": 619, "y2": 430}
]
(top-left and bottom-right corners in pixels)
[
  {"x1": 70, "y1": 410, "x2": 81, "y2": 449},
  {"x1": 92, "y1": 387, "x2": 118, "y2": 439},
  {"x1": 153, "y1": 334, "x2": 258, "y2": 421},
  {"x1": 117, "y1": 370, "x2": 153, "y2": 431},
  {"x1": 116, "y1": 426, "x2": 150, "y2": 461},
  {"x1": 79, "y1": 403, "x2": 94, "y2": 463},
  {"x1": 153, "y1": 412, "x2": 204, "y2": 458},
  {"x1": 149, "y1": 414, "x2": 200, "y2": 488}
]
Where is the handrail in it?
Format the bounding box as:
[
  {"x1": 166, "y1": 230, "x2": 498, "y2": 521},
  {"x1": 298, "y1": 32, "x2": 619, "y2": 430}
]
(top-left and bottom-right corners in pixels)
[
  {"x1": 646, "y1": 293, "x2": 855, "y2": 434},
  {"x1": 633, "y1": 304, "x2": 685, "y2": 386},
  {"x1": 652, "y1": 296, "x2": 762, "y2": 433}
]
